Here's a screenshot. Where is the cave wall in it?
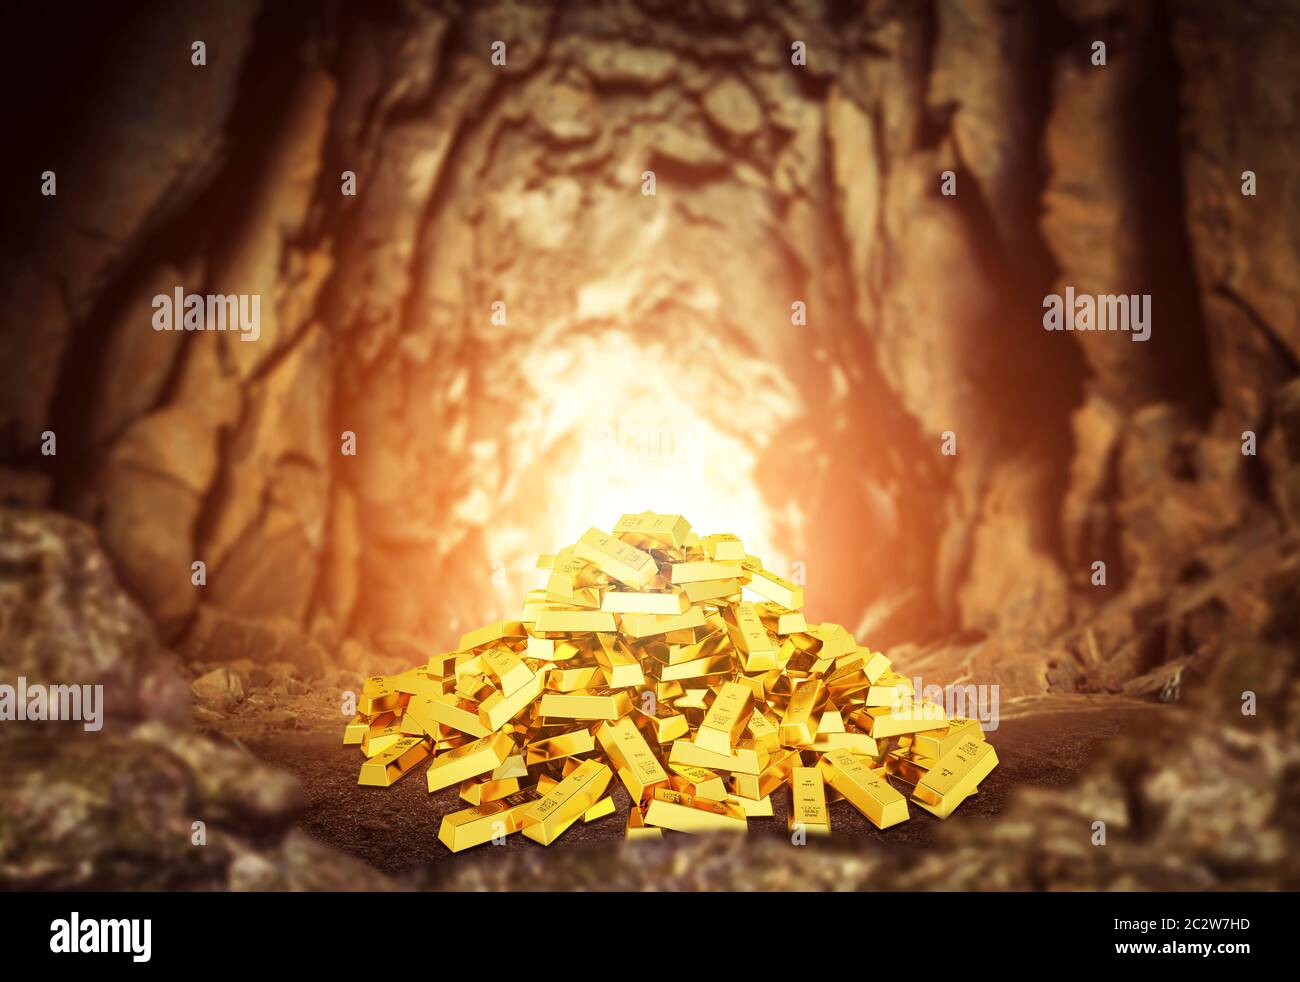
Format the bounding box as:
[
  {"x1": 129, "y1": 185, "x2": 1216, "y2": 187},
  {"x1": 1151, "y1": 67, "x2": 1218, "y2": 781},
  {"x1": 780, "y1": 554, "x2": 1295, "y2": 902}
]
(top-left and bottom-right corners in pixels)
[{"x1": 1, "y1": 0, "x2": 1297, "y2": 696}]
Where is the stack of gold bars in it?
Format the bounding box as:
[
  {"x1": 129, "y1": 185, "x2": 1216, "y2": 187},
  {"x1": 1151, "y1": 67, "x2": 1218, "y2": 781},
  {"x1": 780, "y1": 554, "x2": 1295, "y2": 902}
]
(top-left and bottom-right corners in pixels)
[{"x1": 344, "y1": 512, "x2": 998, "y2": 851}]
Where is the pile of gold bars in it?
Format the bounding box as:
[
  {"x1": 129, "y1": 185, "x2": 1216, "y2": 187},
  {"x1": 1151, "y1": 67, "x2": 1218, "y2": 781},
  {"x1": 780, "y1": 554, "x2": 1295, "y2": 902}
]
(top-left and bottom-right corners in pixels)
[{"x1": 345, "y1": 512, "x2": 998, "y2": 851}]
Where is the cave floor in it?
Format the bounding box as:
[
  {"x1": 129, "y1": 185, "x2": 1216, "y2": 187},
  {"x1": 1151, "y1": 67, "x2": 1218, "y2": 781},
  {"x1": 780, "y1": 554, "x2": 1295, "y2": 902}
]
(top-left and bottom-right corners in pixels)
[{"x1": 212, "y1": 693, "x2": 1164, "y2": 880}]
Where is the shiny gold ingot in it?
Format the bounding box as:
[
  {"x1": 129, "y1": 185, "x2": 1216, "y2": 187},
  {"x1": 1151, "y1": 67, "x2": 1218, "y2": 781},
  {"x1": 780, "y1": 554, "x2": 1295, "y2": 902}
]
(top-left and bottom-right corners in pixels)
[
  {"x1": 727, "y1": 794, "x2": 774, "y2": 818},
  {"x1": 668, "y1": 762, "x2": 727, "y2": 801},
  {"x1": 912, "y1": 717, "x2": 985, "y2": 761},
  {"x1": 746, "y1": 709, "x2": 782, "y2": 754},
  {"x1": 583, "y1": 795, "x2": 617, "y2": 822},
  {"x1": 884, "y1": 749, "x2": 935, "y2": 786},
  {"x1": 625, "y1": 804, "x2": 663, "y2": 842},
  {"x1": 619, "y1": 607, "x2": 706, "y2": 639},
  {"x1": 525, "y1": 726, "x2": 596, "y2": 765},
  {"x1": 478, "y1": 667, "x2": 546, "y2": 731},
  {"x1": 535, "y1": 608, "x2": 618, "y2": 634},
  {"x1": 538, "y1": 687, "x2": 632, "y2": 720},
  {"x1": 655, "y1": 652, "x2": 731, "y2": 682},
  {"x1": 694, "y1": 681, "x2": 753, "y2": 754},
  {"x1": 851, "y1": 700, "x2": 947, "y2": 739},
  {"x1": 730, "y1": 746, "x2": 801, "y2": 800},
  {"x1": 361, "y1": 716, "x2": 405, "y2": 757},
  {"x1": 343, "y1": 714, "x2": 371, "y2": 745},
  {"x1": 546, "y1": 554, "x2": 599, "y2": 600},
  {"x1": 438, "y1": 789, "x2": 541, "y2": 852},
  {"x1": 864, "y1": 673, "x2": 914, "y2": 707},
  {"x1": 359, "y1": 676, "x2": 404, "y2": 716},
  {"x1": 779, "y1": 679, "x2": 825, "y2": 746},
  {"x1": 519, "y1": 758, "x2": 612, "y2": 845},
  {"x1": 788, "y1": 767, "x2": 831, "y2": 836},
  {"x1": 574, "y1": 527, "x2": 658, "y2": 589},
  {"x1": 426, "y1": 731, "x2": 516, "y2": 793},
  {"x1": 408, "y1": 692, "x2": 491, "y2": 739},
  {"x1": 812, "y1": 730, "x2": 880, "y2": 756},
  {"x1": 613, "y1": 511, "x2": 693, "y2": 550},
  {"x1": 481, "y1": 646, "x2": 533, "y2": 697},
  {"x1": 546, "y1": 664, "x2": 603, "y2": 693},
  {"x1": 594, "y1": 633, "x2": 646, "y2": 688},
  {"x1": 389, "y1": 667, "x2": 453, "y2": 697},
  {"x1": 912, "y1": 739, "x2": 998, "y2": 819},
  {"x1": 669, "y1": 737, "x2": 768, "y2": 775},
  {"x1": 597, "y1": 717, "x2": 670, "y2": 800},
  {"x1": 861, "y1": 649, "x2": 892, "y2": 683},
  {"x1": 725, "y1": 602, "x2": 778, "y2": 671},
  {"x1": 643, "y1": 787, "x2": 747, "y2": 834},
  {"x1": 458, "y1": 620, "x2": 526, "y2": 652},
  {"x1": 818, "y1": 748, "x2": 910, "y2": 829},
  {"x1": 746, "y1": 567, "x2": 804, "y2": 611},
  {"x1": 459, "y1": 775, "x2": 527, "y2": 805},
  {"x1": 757, "y1": 603, "x2": 808, "y2": 635},
  {"x1": 425, "y1": 650, "x2": 459, "y2": 676},
  {"x1": 668, "y1": 560, "x2": 742, "y2": 584},
  {"x1": 682, "y1": 579, "x2": 743, "y2": 604},
  {"x1": 632, "y1": 704, "x2": 690, "y2": 745},
  {"x1": 600, "y1": 589, "x2": 689, "y2": 615},
  {"x1": 701, "y1": 533, "x2": 746, "y2": 562},
  {"x1": 358, "y1": 736, "x2": 430, "y2": 787}
]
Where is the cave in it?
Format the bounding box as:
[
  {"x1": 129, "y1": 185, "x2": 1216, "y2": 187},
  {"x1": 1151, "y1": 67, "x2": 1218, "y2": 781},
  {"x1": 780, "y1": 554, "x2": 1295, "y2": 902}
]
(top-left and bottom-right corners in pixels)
[{"x1": 1, "y1": 0, "x2": 1297, "y2": 892}]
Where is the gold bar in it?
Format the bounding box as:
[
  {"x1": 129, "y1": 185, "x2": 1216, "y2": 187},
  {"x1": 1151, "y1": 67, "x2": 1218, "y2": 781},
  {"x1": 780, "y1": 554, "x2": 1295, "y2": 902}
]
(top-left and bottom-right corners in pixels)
[
  {"x1": 478, "y1": 667, "x2": 546, "y2": 731},
  {"x1": 546, "y1": 664, "x2": 603, "y2": 692},
  {"x1": 812, "y1": 730, "x2": 880, "y2": 757},
  {"x1": 694, "y1": 681, "x2": 753, "y2": 754},
  {"x1": 864, "y1": 672, "x2": 914, "y2": 707},
  {"x1": 519, "y1": 758, "x2": 613, "y2": 845},
  {"x1": 726, "y1": 794, "x2": 774, "y2": 817},
  {"x1": 746, "y1": 567, "x2": 804, "y2": 610},
  {"x1": 583, "y1": 795, "x2": 617, "y2": 822},
  {"x1": 632, "y1": 704, "x2": 689, "y2": 745},
  {"x1": 730, "y1": 746, "x2": 801, "y2": 800},
  {"x1": 912, "y1": 738, "x2": 998, "y2": 818},
  {"x1": 438, "y1": 789, "x2": 541, "y2": 852},
  {"x1": 546, "y1": 554, "x2": 599, "y2": 600},
  {"x1": 361, "y1": 715, "x2": 405, "y2": 758},
  {"x1": 600, "y1": 589, "x2": 689, "y2": 615},
  {"x1": 619, "y1": 606, "x2": 706, "y2": 639},
  {"x1": 389, "y1": 667, "x2": 453, "y2": 697},
  {"x1": 492, "y1": 752, "x2": 528, "y2": 780},
  {"x1": 359, "y1": 676, "x2": 404, "y2": 715},
  {"x1": 458, "y1": 620, "x2": 526, "y2": 652},
  {"x1": 597, "y1": 717, "x2": 670, "y2": 801},
  {"x1": 594, "y1": 633, "x2": 646, "y2": 688},
  {"x1": 481, "y1": 646, "x2": 533, "y2": 696},
  {"x1": 426, "y1": 650, "x2": 459, "y2": 676},
  {"x1": 788, "y1": 766, "x2": 831, "y2": 836},
  {"x1": 538, "y1": 688, "x2": 633, "y2": 720},
  {"x1": 818, "y1": 748, "x2": 910, "y2": 829},
  {"x1": 534, "y1": 608, "x2": 618, "y2": 633},
  {"x1": 524, "y1": 726, "x2": 597, "y2": 765},
  {"x1": 701, "y1": 533, "x2": 746, "y2": 562},
  {"x1": 459, "y1": 774, "x2": 527, "y2": 805},
  {"x1": 850, "y1": 700, "x2": 947, "y2": 739},
  {"x1": 668, "y1": 560, "x2": 742, "y2": 584},
  {"x1": 911, "y1": 717, "x2": 984, "y2": 761},
  {"x1": 861, "y1": 649, "x2": 892, "y2": 683},
  {"x1": 682, "y1": 578, "x2": 743, "y2": 604},
  {"x1": 669, "y1": 737, "x2": 768, "y2": 775},
  {"x1": 779, "y1": 679, "x2": 825, "y2": 746},
  {"x1": 407, "y1": 692, "x2": 491, "y2": 738},
  {"x1": 613, "y1": 511, "x2": 692, "y2": 550},
  {"x1": 574, "y1": 527, "x2": 658, "y2": 589},
  {"x1": 884, "y1": 749, "x2": 934, "y2": 786},
  {"x1": 343, "y1": 714, "x2": 371, "y2": 745},
  {"x1": 668, "y1": 762, "x2": 728, "y2": 801},
  {"x1": 643, "y1": 787, "x2": 747, "y2": 834},
  {"x1": 757, "y1": 603, "x2": 808, "y2": 635},
  {"x1": 626, "y1": 804, "x2": 663, "y2": 841},
  {"x1": 426, "y1": 731, "x2": 516, "y2": 793},
  {"x1": 725, "y1": 602, "x2": 778, "y2": 671},
  {"x1": 358, "y1": 736, "x2": 430, "y2": 787},
  {"x1": 655, "y1": 653, "x2": 732, "y2": 682}
]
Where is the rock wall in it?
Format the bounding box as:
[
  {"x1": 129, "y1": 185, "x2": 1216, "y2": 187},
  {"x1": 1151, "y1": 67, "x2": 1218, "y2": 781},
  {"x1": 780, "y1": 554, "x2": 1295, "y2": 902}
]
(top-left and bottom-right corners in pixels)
[{"x1": 1, "y1": 0, "x2": 1297, "y2": 697}]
